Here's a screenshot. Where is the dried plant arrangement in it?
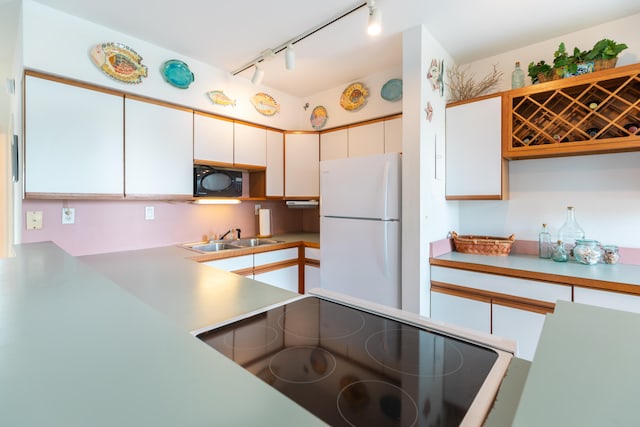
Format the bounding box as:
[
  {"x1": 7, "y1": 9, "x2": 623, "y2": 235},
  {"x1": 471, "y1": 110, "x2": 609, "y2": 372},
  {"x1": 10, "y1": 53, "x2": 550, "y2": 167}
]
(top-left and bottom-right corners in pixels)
[{"x1": 446, "y1": 64, "x2": 503, "y2": 103}]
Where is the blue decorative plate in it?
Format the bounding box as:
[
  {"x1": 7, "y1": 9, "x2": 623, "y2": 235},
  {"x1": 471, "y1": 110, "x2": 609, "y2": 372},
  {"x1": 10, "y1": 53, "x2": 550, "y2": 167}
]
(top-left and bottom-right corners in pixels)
[
  {"x1": 381, "y1": 78, "x2": 402, "y2": 102},
  {"x1": 161, "y1": 59, "x2": 194, "y2": 89}
]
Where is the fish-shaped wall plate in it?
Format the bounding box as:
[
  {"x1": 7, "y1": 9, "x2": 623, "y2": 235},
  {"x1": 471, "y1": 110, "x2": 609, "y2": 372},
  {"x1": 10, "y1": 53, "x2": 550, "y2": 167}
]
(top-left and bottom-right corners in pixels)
[
  {"x1": 207, "y1": 90, "x2": 236, "y2": 107},
  {"x1": 251, "y1": 92, "x2": 280, "y2": 116},
  {"x1": 161, "y1": 59, "x2": 194, "y2": 89},
  {"x1": 340, "y1": 82, "x2": 369, "y2": 111},
  {"x1": 90, "y1": 42, "x2": 148, "y2": 84}
]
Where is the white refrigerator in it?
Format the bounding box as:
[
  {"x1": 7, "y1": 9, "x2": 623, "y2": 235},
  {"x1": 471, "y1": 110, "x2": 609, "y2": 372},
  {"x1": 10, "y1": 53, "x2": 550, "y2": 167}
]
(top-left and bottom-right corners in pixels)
[{"x1": 319, "y1": 152, "x2": 401, "y2": 308}]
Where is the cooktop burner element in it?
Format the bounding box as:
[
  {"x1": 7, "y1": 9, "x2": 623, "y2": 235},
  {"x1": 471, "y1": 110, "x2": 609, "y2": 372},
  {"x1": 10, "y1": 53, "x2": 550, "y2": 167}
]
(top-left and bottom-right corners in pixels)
[{"x1": 198, "y1": 296, "x2": 504, "y2": 426}]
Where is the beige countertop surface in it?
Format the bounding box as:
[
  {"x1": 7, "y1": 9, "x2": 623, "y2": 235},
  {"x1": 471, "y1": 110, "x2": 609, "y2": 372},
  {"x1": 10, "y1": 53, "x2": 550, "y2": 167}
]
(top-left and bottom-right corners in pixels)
[{"x1": 1, "y1": 240, "x2": 326, "y2": 426}]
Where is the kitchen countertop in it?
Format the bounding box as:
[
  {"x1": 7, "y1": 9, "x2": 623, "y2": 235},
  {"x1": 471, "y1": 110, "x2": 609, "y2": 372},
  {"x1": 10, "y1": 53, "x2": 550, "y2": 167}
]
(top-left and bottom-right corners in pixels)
[
  {"x1": 0, "y1": 241, "x2": 326, "y2": 426},
  {"x1": 431, "y1": 251, "x2": 640, "y2": 294}
]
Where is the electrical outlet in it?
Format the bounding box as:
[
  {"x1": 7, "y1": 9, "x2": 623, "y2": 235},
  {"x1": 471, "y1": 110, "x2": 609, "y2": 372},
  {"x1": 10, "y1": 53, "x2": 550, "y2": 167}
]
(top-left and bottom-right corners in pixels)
[
  {"x1": 145, "y1": 206, "x2": 155, "y2": 220},
  {"x1": 255, "y1": 204, "x2": 261, "y2": 215},
  {"x1": 26, "y1": 211, "x2": 43, "y2": 230},
  {"x1": 62, "y1": 207, "x2": 75, "y2": 224}
]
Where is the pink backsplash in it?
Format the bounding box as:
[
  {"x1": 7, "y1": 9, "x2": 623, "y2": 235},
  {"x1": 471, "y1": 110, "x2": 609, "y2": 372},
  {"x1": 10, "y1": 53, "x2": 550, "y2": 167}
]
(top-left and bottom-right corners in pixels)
[
  {"x1": 22, "y1": 199, "x2": 318, "y2": 256},
  {"x1": 430, "y1": 237, "x2": 640, "y2": 266}
]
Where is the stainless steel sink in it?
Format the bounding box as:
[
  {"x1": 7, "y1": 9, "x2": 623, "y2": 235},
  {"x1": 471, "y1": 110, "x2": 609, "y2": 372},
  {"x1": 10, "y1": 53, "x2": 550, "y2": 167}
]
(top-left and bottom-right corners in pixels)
[
  {"x1": 188, "y1": 241, "x2": 236, "y2": 252},
  {"x1": 230, "y1": 238, "x2": 281, "y2": 247},
  {"x1": 184, "y1": 238, "x2": 281, "y2": 253}
]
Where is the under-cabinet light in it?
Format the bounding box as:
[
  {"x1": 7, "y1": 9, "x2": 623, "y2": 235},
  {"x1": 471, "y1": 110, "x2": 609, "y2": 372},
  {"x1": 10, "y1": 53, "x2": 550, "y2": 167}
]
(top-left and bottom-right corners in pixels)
[{"x1": 194, "y1": 198, "x2": 242, "y2": 205}]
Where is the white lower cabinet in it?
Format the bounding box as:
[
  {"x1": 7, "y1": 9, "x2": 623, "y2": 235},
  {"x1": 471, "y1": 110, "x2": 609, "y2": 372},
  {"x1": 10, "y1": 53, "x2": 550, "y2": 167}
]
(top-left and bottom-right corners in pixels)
[
  {"x1": 574, "y1": 287, "x2": 640, "y2": 314},
  {"x1": 254, "y1": 266, "x2": 299, "y2": 293},
  {"x1": 491, "y1": 304, "x2": 546, "y2": 361},
  {"x1": 430, "y1": 291, "x2": 491, "y2": 334},
  {"x1": 304, "y1": 247, "x2": 321, "y2": 293},
  {"x1": 430, "y1": 265, "x2": 571, "y2": 361},
  {"x1": 202, "y1": 255, "x2": 253, "y2": 274}
]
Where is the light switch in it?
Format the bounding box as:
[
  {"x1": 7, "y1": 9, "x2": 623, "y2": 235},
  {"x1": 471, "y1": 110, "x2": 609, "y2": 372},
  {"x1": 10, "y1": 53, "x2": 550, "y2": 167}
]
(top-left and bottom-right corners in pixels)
[
  {"x1": 26, "y1": 211, "x2": 43, "y2": 230},
  {"x1": 145, "y1": 206, "x2": 155, "y2": 220}
]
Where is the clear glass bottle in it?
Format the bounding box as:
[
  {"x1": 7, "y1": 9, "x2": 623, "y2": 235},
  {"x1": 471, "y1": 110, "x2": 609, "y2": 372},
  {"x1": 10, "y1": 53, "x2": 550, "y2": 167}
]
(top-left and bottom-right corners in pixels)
[
  {"x1": 558, "y1": 206, "x2": 585, "y2": 258},
  {"x1": 551, "y1": 240, "x2": 568, "y2": 262},
  {"x1": 512, "y1": 61, "x2": 525, "y2": 89},
  {"x1": 538, "y1": 223, "x2": 552, "y2": 259}
]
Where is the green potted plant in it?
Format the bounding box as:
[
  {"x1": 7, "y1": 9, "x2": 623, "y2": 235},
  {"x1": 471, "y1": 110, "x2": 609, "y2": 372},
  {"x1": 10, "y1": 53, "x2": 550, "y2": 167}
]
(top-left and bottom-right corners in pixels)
[
  {"x1": 584, "y1": 38, "x2": 628, "y2": 70},
  {"x1": 552, "y1": 43, "x2": 589, "y2": 77},
  {"x1": 528, "y1": 60, "x2": 552, "y2": 84}
]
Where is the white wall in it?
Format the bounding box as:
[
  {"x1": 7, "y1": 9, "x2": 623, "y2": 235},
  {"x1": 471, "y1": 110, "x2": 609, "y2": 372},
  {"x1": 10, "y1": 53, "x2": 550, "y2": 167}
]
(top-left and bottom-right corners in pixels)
[
  {"x1": 402, "y1": 25, "x2": 457, "y2": 316},
  {"x1": 455, "y1": 14, "x2": 640, "y2": 249}
]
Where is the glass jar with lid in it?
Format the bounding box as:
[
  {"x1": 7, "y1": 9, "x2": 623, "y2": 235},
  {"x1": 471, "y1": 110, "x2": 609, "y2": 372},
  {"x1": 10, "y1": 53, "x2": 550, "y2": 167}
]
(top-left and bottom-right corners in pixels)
[
  {"x1": 573, "y1": 239, "x2": 603, "y2": 265},
  {"x1": 602, "y1": 245, "x2": 620, "y2": 264}
]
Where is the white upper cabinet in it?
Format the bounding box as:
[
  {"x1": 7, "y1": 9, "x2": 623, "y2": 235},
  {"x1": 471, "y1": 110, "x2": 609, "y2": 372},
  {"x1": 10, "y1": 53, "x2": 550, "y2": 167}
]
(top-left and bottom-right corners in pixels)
[
  {"x1": 266, "y1": 129, "x2": 284, "y2": 197},
  {"x1": 24, "y1": 75, "x2": 124, "y2": 196},
  {"x1": 234, "y1": 122, "x2": 266, "y2": 167},
  {"x1": 285, "y1": 133, "x2": 319, "y2": 198},
  {"x1": 348, "y1": 121, "x2": 385, "y2": 157},
  {"x1": 193, "y1": 112, "x2": 234, "y2": 164},
  {"x1": 384, "y1": 117, "x2": 403, "y2": 153},
  {"x1": 320, "y1": 128, "x2": 348, "y2": 161},
  {"x1": 445, "y1": 95, "x2": 507, "y2": 200},
  {"x1": 124, "y1": 98, "x2": 193, "y2": 197}
]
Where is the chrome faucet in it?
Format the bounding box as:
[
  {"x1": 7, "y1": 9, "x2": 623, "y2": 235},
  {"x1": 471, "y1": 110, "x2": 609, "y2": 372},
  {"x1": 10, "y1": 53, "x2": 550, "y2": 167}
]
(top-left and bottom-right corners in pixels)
[{"x1": 219, "y1": 228, "x2": 241, "y2": 240}]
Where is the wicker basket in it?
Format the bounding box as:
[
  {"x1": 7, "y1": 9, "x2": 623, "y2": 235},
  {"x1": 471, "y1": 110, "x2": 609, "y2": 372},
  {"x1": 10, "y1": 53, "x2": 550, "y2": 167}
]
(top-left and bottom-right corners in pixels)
[{"x1": 450, "y1": 231, "x2": 515, "y2": 256}]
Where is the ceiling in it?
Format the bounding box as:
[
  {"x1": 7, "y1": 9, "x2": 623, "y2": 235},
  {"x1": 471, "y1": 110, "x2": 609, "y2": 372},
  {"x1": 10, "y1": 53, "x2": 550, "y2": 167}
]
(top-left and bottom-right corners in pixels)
[{"x1": 20, "y1": 0, "x2": 640, "y2": 97}]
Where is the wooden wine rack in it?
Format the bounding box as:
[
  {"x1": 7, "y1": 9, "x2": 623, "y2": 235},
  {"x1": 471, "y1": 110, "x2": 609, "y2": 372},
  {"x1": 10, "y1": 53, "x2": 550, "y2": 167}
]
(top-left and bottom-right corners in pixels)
[{"x1": 503, "y1": 63, "x2": 640, "y2": 159}]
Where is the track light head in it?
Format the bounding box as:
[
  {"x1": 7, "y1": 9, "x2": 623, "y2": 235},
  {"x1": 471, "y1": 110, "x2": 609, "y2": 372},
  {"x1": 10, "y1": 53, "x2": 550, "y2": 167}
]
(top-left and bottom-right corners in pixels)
[
  {"x1": 367, "y1": 0, "x2": 382, "y2": 36},
  {"x1": 285, "y1": 44, "x2": 296, "y2": 70},
  {"x1": 251, "y1": 64, "x2": 264, "y2": 85}
]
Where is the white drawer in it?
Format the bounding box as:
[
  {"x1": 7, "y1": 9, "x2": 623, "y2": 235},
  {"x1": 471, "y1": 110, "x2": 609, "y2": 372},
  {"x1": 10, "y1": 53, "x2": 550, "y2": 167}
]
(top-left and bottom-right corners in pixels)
[
  {"x1": 430, "y1": 266, "x2": 571, "y2": 303},
  {"x1": 305, "y1": 247, "x2": 320, "y2": 261},
  {"x1": 202, "y1": 254, "x2": 253, "y2": 272},
  {"x1": 574, "y1": 287, "x2": 640, "y2": 314},
  {"x1": 254, "y1": 248, "x2": 299, "y2": 266}
]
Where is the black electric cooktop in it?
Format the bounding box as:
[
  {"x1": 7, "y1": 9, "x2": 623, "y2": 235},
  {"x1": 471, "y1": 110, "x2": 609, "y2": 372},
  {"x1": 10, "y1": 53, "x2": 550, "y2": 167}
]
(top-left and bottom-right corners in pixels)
[{"x1": 197, "y1": 297, "x2": 499, "y2": 426}]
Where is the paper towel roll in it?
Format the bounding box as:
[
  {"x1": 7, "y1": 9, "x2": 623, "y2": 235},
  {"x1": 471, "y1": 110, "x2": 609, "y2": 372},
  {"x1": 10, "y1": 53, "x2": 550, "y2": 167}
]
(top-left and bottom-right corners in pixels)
[{"x1": 259, "y1": 209, "x2": 271, "y2": 237}]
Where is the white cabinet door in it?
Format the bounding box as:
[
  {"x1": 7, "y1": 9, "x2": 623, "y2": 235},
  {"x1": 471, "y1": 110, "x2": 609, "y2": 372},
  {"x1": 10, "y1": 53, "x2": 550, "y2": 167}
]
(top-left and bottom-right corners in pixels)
[
  {"x1": 254, "y1": 248, "x2": 298, "y2": 266},
  {"x1": 254, "y1": 265, "x2": 299, "y2": 293},
  {"x1": 320, "y1": 129, "x2": 348, "y2": 161},
  {"x1": 234, "y1": 123, "x2": 266, "y2": 167},
  {"x1": 574, "y1": 287, "x2": 640, "y2": 314},
  {"x1": 201, "y1": 255, "x2": 254, "y2": 274},
  {"x1": 348, "y1": 122, "x2": 384, "y2": 157},
  {"x1": 384, "y1": 117, "x2": 402, "y2": 153},
  {"x1": 24, "y1": 75, "x2": 124, "y2": 196},
  {"x1": 285, "y1": 133, "x2": 319, "y2": 198},
  {"x1": 304, "y1": 265, "x2": 320, "y2": 293},
  {"x1": 124, "y1": 98, "x2": 193, "y2": 197},
  {"x1": 193, "y1": 112, "x2": 234, "y2": 164},
  {"x1": 430, "y1": 291, "x2": 491, "y2": 334},
  {"x1": 266, "y1": 130, "x2": 284, "y2": 197},
  {"x1": 492, "y1": 304, "x2": 546, "y2": 361},
  {"x1": 445, "y1": 95, "x2": 505, "y2": 199}
]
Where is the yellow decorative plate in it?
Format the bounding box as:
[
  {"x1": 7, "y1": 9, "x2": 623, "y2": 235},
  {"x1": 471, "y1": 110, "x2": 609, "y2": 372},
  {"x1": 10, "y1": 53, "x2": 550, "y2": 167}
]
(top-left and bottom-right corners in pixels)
[
  {"x1": 90, "y1": 42, "x2": 148, "y2": 84},
  {"x1": 340, "y1": 82, "x2": 369, "y2": 111},
  {"x1": 251, "y1": 92, "x2": 280, "y2": 116}
]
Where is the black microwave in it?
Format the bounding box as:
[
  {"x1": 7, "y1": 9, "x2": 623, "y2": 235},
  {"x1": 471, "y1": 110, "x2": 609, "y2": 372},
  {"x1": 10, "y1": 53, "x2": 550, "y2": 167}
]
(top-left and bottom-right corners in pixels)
[{"x1": 194, "y1": 165, "x2": 243, "y2": 197}]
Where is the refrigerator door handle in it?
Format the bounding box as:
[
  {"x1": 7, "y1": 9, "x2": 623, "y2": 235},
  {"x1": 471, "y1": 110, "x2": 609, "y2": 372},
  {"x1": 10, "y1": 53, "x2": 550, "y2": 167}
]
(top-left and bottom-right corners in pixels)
[
  {"x1": 382, "y1": 158, "x2": 390, "y2": 220},
  {"x1": 383, "y1": 221, "x2": 389, "y2": 278}
]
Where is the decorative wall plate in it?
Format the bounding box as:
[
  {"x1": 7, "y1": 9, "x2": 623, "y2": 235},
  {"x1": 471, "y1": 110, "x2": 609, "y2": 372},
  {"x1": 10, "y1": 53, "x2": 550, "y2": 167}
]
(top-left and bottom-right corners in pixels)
[
  {"x1": 207, "y1": 90, "x2": 236, "y2": 107},
  {"x1": 310, "y1": 106, "x2": 328, "y2": 130},
  {"x1": 161, "y1": 59, "x2": 194, "y2": 89},
  {"x1": 90, "y1": 42, "x2": 148, "y2": 84},
  {"x1": 381, "y1": 78, "x2": 402, "y2": 101},
  {"x1": 340, "y1": 82, "x2": 369, "y2": 111},
  {"x1": 251, "y1": 93, "x2": 280, "y2": 116}
]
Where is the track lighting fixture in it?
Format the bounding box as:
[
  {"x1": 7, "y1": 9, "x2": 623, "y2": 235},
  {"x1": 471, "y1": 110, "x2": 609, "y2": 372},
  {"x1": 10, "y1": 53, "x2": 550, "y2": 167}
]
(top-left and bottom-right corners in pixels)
[
  {"x1": 285, "y1": 44, "x2": 295, "y2": 70},
  {"x1": 250, "y1": 64, "x2": 264, "y2": 85},
  {"x1": 367, "y1": 0, "x2": 382, "y2": 36}
]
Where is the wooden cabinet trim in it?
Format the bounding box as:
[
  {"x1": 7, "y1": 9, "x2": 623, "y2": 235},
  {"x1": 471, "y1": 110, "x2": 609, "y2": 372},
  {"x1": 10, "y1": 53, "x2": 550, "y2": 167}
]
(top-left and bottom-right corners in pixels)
[
  {"x1": 431, "y1": 280, "x2": 554, "y2": 314},
  {"x1": 252, "y1": 259, "x2": 298, "y2": 275},
  {"x1": 319, "y1": 113, "x2": 402, "y2": 133},
  {"x1": 24, "y1": 192, "x2": 125, "y2": 200},
  {"x1": 430, "y1": 257, "x2": 636, "y2": 292}
]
